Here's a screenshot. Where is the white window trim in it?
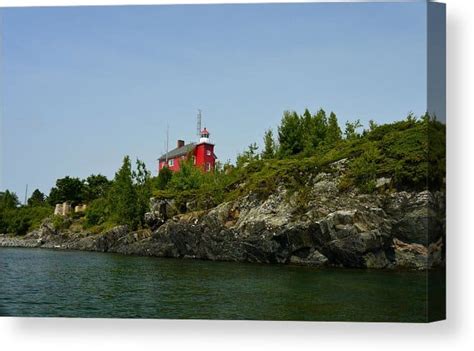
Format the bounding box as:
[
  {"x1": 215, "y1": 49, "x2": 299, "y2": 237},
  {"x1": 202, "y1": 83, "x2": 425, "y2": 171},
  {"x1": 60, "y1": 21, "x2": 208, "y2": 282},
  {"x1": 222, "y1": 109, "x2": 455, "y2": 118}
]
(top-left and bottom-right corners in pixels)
[{"x1": 168, "y1": 159, "x2": 174, "y2": 167}]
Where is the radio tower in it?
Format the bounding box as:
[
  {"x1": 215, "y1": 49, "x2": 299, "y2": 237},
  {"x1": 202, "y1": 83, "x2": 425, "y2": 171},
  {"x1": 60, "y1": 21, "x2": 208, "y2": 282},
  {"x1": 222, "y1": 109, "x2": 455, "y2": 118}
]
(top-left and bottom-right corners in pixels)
[{"x1": 197, "y1": 109, "x2": 202, "y2": 138}]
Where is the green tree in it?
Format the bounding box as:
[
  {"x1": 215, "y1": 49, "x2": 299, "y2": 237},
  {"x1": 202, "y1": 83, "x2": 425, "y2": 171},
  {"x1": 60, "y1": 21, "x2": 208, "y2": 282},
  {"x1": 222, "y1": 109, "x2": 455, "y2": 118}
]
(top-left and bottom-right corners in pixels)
[
  {"x1": 368, "y1": 120, "x2": 378, "y2": 132},
  {"x1": 278, "y1": 111, "x2": 304, "y2": 157},
  {"x1": 27, "y1": 189, "x2": 46, "y2": 207},
  {"x1": 84, "y1": 174, "x2": 111, "y2": 202},
  {"x1": 311, "y1": 108, "x2": 328, "y2": 149},
  {"x1": 236, "y1": 143, "x2": 259, "y2": 168},
  {"x1": 48, "y1": 177, "x2": 85, "y2": 206},
  {"x1": 85, "y1": 197, "x2": 110, "y2": 227},
  {"x1": 0, "y1": 190, "x2": 20, "y2": 209},
  {"x1": 325, "y1": 112, "x2": 342, "y2": 145},
  {"x1": 169, "y1": 159, "x2": 205, "y2": 191},
  {"x1": 301, "y1": 108, "x2": 314, "y2": 150},
  {"x1": 108, "y1": 156, "x2": 139, "y2": 229},
  {"x1": 133, "y1": 159, "x2": 152, "y2": 227},
  {"x1": 261, "y1": 129, "x2": 276, "y2": 159},
  {"x1": 344, "y1": 119, "x2": 363, "y2": 140},
  {"x1": 155, "y1": 166, "x2": 173, "y2": 190}
]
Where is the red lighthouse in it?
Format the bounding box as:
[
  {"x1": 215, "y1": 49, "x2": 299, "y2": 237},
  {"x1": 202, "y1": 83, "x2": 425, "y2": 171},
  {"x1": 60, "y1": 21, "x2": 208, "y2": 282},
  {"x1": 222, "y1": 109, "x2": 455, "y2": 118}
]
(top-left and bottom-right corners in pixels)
[
  {"x1": 158, "y1": 127, "x2": 217, "y2": 173},
  {"x1": 194, "y1": 128, "x2": 216, "y2": 172}
]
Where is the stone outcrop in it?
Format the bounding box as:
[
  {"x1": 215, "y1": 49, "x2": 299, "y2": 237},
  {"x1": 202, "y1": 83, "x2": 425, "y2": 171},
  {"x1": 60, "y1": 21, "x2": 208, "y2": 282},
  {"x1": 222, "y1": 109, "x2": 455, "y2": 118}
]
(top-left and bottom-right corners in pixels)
[{"x1": 0, "y1": 160, "x2": 445, "y2": 270}]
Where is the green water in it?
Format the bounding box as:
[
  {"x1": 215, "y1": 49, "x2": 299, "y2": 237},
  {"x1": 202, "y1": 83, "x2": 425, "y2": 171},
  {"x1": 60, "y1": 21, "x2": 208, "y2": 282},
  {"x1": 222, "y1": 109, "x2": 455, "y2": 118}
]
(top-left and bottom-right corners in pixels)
[{"x1": 0, "y1": 248, "x2": 444, "y2": 321}]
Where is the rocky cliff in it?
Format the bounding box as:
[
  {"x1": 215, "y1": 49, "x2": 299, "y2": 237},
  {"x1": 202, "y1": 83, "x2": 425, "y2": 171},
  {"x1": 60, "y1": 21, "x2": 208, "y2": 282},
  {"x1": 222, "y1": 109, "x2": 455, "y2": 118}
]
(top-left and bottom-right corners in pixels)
[{"x1": 0, "y1": 159, "x2": 445, "y2": 270}]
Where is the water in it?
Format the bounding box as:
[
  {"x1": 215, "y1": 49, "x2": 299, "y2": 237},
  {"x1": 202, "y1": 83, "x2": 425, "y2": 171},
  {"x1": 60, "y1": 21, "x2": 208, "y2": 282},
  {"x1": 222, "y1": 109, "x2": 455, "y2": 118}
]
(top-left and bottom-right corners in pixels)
[{"x1": 0, "y1": 248, "x2": 444, "y2": 321}]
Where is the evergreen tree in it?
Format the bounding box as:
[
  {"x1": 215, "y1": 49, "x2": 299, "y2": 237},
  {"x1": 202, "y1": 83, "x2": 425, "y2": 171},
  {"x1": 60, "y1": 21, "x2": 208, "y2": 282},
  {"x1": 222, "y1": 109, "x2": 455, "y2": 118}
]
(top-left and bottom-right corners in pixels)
[
  {"x1": 48, "y1": 176, "x2": 84, "y2": 206},
  {"x1": 325, "y1": 112, "x2": 342, "y2": 145},
  {"x1": 108, "y1": 156, "x2": 139, "y2": 229},
  {"x1": 301, "y1": 108, "x2": 314, "y2": 150},
  {"x1": 278, "y1": 111, "x2": 304, "y2": 156},
  {"x1": 344, "y1": 119, "x2": 363, "y2": 140},
  {"x1": 236, "y1": 143, "x2": 259, "y2": 167},
  {"x1": 84, "y1": 174, "x2": 111, "y2": 202},
  {"x1": 133, "y1": 159, "x2": 152, "y2": 227},
  {"x1": 27, "y1": 189, "x2": 46, "y2": 207},
  {"x1": 368, "y1": 120, "x2": 378, "y2": 132},
  {"x1": 155, "y1": 166, "x2": 173, "y2": 190},
  {"x1": 261, "y1": 129, "x2": 276, "y2": 159},
  {"x1": 0, "y1": 190, "x2": 19, "y2": 210},
  {"x1": 312, "y1": 108, "x2": 328, "y2": 148}
]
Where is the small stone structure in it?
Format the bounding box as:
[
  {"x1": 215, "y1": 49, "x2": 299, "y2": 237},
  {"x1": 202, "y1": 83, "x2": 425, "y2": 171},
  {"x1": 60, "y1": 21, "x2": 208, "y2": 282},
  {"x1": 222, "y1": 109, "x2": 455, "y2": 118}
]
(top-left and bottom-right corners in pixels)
[
  {"x1": 54, "y1": 202, "x2": 72, "y2": 216},
  {"x1": 74, "y1": 204, "x2": 87, "y2": 213}
]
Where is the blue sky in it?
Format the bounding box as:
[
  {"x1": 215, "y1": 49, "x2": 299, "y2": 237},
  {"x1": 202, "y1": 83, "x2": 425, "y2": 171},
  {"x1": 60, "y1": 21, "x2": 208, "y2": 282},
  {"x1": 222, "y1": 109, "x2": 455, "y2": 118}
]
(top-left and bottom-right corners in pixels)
[{"x1": 1, "y1": 2, "x2": 430, "y2": 198}]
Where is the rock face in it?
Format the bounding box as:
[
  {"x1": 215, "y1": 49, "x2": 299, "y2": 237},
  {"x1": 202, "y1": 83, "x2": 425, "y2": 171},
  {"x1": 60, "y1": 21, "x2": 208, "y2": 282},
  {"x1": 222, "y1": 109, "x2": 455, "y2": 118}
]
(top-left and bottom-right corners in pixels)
[{"x1": 0, "y1": 160, "x2": 445, "y2": 270}]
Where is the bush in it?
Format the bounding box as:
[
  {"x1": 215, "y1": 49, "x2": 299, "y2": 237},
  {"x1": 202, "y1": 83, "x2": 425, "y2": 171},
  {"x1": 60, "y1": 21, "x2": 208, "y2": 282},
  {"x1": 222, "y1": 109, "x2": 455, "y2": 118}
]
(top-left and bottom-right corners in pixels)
[
  {"x1": 84, "y1": 198, "x2": 109, "y2": 227},
  {"x1": 0, "y1": 206, "x2": 52, "y2": 235}
]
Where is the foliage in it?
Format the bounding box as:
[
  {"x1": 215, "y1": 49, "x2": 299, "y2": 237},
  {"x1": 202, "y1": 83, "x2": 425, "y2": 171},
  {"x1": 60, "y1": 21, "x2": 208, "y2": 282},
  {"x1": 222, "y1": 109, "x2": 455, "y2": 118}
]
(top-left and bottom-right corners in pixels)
[
  {"x1": 48, "y1": 176, "x2": 85, "y2": 206},
  {"x1": 1, "y1": 190, "x2": 20, "y2": 209},
  {"x1": 261, "y1": 129, "x2": 276, "y2": 159},
  {"x1": 0, "y1": 205, "x2": 52, "y2": 235},
  {"x1": 52, "y1": 214, "x2": 71, "y2": 231},
  {"x1": 83, "y1": 174, "x2": 111, "y2": 202},
  {"x1": 348, "y1": 142, "x2": 381, "y2": 193},
  {"x1": 154, "y1": 166, "x2": 173, "y2": 190},
  {"x1": 27, "y1": 189, "x2": 46, "y2": 207},
  {"x1": 326, "y1": 112, "x2": 342, "y2": 145},
  {"x1": 84, "y1": 197, "x2": 110, "y2": 227},
  {"x1": 107, "y1": 156, "x2": 139, "y2": 229},
  {"x1": 133, "y1": 159, "x2": 153, "y2": 227},
  {"x1": 344, "y1": 119, "x2": 363, "y2": 140},
  {"x1": 168, "y1": 159, "x2": 206, "y2": 192},
  {"x1": 278, "y1": 111, "x2": 304, "y2": 157},
  {"x1": 236, "y1": 143, "x2": 260, "y2": 168}
]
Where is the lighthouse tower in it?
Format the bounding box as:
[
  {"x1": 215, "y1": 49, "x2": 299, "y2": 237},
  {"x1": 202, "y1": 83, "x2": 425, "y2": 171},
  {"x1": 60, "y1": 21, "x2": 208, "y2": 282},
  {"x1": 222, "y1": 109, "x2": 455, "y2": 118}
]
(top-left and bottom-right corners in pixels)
[{"x1": 194, "y1": 128, "x2": 216, "y2": 172}]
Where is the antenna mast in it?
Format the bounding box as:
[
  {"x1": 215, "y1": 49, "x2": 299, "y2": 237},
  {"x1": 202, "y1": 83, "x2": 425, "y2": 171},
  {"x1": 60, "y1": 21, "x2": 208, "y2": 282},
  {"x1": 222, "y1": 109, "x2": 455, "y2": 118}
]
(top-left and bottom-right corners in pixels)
[
  {"x1": 24, "y1": 184, "x2": 28, "y2": 206},
  {"x1": 197, "y1": 109, "x2": 202, "y2": 138},
  {"x1": 165, "y1": 124, "x2": 169, "y2": 163}
]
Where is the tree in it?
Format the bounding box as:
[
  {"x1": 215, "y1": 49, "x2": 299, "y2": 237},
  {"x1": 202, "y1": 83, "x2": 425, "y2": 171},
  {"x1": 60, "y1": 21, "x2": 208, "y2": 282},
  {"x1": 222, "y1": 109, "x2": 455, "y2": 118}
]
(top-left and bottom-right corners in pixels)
[
  {"x1": 344, "y1": 119, "x2": 363, "y2": 140},
  {"x1": 311, "y1": 108, "x2": 328, "y2": 148},
  {"x1": 301, "y1": 108, "x2": 314, "y2": 150},
  {"x1": 168, "y1": 159, "x2": 205, "y2": 191},
  {"x1": 108, "y1": 156, "x2": 139, "y2": 229},
  {"x1": 368, "y1": 120, "x2": 378, "y2": 132},
  {"x1": 0, "y1": 190, "x2": 20, "y2": 210},
  {"x1": 133, "y1": 159, "x2": 152, "y2": 227},
  {"x1": 325, "y1": 112, "x2": 342, "y2": 145},
  {"x1": 27, "y1": 189, "x2": 46, "y2": 207},
  {"x1": 261, "y1": 129, "x2": 276, "y2": 159},
  {"x1": 84, "y1": 174, "x2": 111, "y2": 202},
  {"x1": 48, "y1": 177, "x2": 85, "y2": 206},
  {"x1": 155, "y1": 166, "x2": 173, "y2": 190},
  {"x1": 278, "y1": 111, "x2": 304, "y2": 157},
  {"x1": 236, "y1": 143, "x2": 259, "y2": 168}
]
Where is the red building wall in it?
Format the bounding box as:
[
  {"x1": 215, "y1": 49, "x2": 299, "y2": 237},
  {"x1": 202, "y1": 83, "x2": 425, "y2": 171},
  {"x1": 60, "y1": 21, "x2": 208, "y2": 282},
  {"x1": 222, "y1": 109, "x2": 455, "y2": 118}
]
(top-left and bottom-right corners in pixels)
[
  {"x1": 158, "y1": 155, "x2": 186, "y2": 172},
  {"x1": 194, "y1": 143, "x2": 215, "y2": 172},
  {"x1": 158, "y1": 143, "x2": 215, "y2": 173}
]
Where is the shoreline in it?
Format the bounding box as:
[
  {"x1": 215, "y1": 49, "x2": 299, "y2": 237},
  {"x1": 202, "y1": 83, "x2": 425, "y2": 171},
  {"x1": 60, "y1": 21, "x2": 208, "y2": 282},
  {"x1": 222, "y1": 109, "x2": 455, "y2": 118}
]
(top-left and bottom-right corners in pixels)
[{"x1": 0, "y1": 241, "x2": 445, "y2": 274}]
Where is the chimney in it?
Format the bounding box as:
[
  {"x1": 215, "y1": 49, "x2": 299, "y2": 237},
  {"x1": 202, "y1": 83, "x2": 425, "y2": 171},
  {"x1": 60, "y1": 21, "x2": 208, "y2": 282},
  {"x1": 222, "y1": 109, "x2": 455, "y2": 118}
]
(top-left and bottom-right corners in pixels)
[{"x1": 177, "y1": 140, "x2": 185, "y2": 148}]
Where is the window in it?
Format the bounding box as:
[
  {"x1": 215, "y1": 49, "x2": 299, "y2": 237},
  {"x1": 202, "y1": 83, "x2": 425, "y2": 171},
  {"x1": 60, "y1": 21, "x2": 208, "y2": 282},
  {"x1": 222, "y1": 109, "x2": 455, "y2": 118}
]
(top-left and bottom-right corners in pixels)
[
  {"x1": 206, "y1": 150, "x2": 212, "y2": 156},
  {"x1": 205, "y1": 162, "x2": 211, "y2": 171},
  {"x1": 192, "y1": 156, "x2": 196, "y2": 165},
  {"x1": 168, "y1": 159, "x2": 174, "y2": 167}
]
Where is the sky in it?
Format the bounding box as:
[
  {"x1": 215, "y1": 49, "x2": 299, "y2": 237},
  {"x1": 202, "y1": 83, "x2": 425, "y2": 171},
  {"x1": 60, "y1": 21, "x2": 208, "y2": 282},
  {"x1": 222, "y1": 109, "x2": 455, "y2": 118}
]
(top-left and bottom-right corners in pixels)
[{"x1": 1, "y1": 2, "x2": 435, "y2": 199}]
